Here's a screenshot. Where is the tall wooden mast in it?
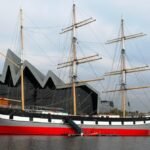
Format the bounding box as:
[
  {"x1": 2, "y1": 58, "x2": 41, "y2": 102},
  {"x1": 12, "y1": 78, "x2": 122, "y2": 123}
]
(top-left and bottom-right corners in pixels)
[
  {"x1": 20, "y1": 8, "x2": 25, "y2": 111},
  {"x1": 58, "y1": 2, "x2": 103, "y2": 115},
  {"x1": 120, "y1": 19, "x2": 126, "y2": 118},
  {"x1": 104, "y1": 19, "x2": 150, "y2": 118},
  {"x1": 72, "y1": 3, "x2": 77, "y2": 115}
]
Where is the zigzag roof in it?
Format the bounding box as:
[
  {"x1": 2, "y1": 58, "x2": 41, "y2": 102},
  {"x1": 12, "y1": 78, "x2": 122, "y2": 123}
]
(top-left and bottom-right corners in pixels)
[
  {"x1": 0, "y1": 49, "x2": 99, "y2": 94},
  {"x1": 0, "y1": 49, "x2": 64, "y2": 88}
]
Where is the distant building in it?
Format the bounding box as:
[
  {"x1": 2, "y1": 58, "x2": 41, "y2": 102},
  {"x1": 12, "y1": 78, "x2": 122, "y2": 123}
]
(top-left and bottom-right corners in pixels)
[
  {"x1": 0, "y1": 50, "x2": 99, "y2": 115},
  {"x1": 98, "y1": 100, "x2": 114, "y2": 113}
]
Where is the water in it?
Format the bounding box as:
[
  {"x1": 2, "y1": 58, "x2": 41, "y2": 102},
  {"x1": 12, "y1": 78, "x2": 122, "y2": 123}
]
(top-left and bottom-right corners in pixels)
[{"x1": 0, "y1": 136, "x2": 150, "y2": 150}]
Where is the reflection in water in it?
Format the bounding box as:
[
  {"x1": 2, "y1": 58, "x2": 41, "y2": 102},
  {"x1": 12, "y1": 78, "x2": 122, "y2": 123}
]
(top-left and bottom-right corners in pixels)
[{"x1": 0, "y1": 136, "x2": 150, "y2": 150}]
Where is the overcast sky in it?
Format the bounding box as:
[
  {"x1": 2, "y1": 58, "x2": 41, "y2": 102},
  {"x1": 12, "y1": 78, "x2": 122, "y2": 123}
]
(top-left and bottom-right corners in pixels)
[{"x1": 0, "y1": 0, "x2": 150, "y2": 112}]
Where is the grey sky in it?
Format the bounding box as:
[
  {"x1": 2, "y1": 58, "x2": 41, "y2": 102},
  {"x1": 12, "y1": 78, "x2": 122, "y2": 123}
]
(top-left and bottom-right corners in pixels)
[{"x1": 0, "y1": 0, "x2": 150, "y2": 112}]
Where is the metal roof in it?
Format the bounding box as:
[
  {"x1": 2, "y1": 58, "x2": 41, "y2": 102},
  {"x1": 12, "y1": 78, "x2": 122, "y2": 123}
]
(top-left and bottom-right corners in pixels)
[{"x1": 0, "y1": 49, "x2": 99, "y2": 94}]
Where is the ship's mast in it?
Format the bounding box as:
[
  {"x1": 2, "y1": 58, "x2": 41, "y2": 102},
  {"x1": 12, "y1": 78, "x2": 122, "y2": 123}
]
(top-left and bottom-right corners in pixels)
[
  {"x1": 58, "y1": 2, "x2": 103, "y2": 115},
  {"x1": 72, "y1": 3, "x2": 77, "y2": 115},
  {"x1": 104, "y1": 19, "x2": 150, "y2": 118},
  {"x1": 20, "y1": 8, "x2": 25, "y2": 111},
  {"x1": 120, "y1": 19, "x2": 126, "y2": 117}
]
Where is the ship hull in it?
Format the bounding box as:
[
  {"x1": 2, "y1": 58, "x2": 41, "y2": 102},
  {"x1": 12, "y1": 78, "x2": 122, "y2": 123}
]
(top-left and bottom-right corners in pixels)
[
  {"x1": 0, "y1": 109, "x2": 150, "y2": 136},
  {"x1": 0, "y1": 125, "x2": 149, "y2": 136}
]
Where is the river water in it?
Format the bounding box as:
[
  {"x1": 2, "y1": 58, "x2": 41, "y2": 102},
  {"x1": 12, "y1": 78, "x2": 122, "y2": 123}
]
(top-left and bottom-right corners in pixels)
[{"x1": 0, "y1": 136, "x2": 150, "y2": 150}]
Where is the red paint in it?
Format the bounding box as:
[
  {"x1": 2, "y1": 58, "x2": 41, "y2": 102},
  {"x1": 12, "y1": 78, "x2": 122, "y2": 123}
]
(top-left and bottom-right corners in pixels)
[
  {"x1": 0, "y1": 126, "x2": 75, "y2": 136},
  {"x1": 0, "y1": 126, "x2": 149, "y2": 136},
  {"x1": 83, "y1": 128, "x2": 150, "y2": 136}
]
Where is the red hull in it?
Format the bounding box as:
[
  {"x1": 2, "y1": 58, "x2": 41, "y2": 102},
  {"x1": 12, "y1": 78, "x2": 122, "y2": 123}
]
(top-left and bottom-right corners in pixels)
[{"x1": 0, "y1": 126, "x2": 149, "y2": 136}]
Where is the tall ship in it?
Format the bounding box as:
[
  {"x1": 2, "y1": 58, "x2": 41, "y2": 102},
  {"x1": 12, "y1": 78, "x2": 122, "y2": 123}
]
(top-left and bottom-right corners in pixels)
[{"x1": 0, "y1": 2, "x2": 150, "y2": 136}]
